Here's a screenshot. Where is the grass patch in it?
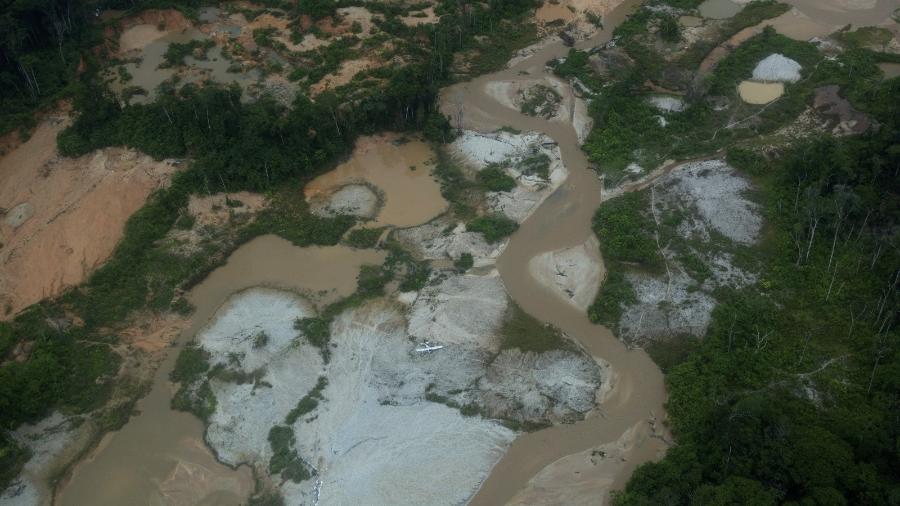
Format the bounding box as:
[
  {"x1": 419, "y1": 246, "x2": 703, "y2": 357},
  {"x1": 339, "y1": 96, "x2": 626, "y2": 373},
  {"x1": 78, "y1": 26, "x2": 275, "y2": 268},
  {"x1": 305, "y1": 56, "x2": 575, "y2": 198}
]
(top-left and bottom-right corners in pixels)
[
  {"x1": 644, "y1": 334, "x2": 700, "y2": 374},
  {"x1": 454, "y1": 252, "x2": 474, "y2": 272},
  {"x1": 467, "y1": 214, "x2": 518, "y2": 243},
  {"x1": 477, "y1": 164, "x2": 517, "y2": 192},
  {"x1": 345, "y1": 227, "x2": 385, "y2": 249},
  {"x1": 161, "y1": 39, "x2": 214, "y2": 67},
  {"x1": 285, "y1": 376, "x2": 328, "y2": 424},
  {"x1": 433, "y1": 147, "x2": 478, "y2": 220},
  {"x1": 294, "y1": 317, "x2": 331, "y2": 349},
  {"x1": 835, "y1": 26, "x2": 893, "y2": 51},
  {"x1": 517, "y1": 153, "x2": 551, "y2": 180},
  {"x1": 0, "y1": 433, "x2": 29, "y2": 491},
  {"x1": 500, "y1": 302, "x2": 570, "y2": 353},
  {"x1": 170, "y1": 345, "x2": 210, "y2": 384},
  {"x1": 171, "y1": 380, "x2": 217, "y2": 422},
  {"x1": 519, "y1": 84, "x2": 561, "y2": 118}
]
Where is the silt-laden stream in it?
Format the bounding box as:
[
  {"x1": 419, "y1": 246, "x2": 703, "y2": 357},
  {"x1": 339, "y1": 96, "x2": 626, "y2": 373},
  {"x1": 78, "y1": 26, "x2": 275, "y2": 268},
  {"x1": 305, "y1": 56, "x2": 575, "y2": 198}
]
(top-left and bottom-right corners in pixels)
[{"x1": 442, "y1": 0, "x2": 668, "y2": 503}]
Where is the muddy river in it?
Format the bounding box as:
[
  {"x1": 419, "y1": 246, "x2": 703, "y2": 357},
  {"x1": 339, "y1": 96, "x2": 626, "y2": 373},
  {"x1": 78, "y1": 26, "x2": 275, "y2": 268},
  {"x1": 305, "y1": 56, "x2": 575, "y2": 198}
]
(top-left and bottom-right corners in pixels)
[{"x1": 443, "y1": 0, "x2": 669, "y2": 503}]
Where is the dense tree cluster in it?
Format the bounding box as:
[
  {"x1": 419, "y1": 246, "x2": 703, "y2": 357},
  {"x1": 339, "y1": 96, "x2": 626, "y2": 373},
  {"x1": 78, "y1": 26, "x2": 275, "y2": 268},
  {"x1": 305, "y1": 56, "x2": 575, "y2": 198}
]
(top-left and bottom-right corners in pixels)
[{"x1": 615, "y1": 81, "x2": 900, "y2": 506}]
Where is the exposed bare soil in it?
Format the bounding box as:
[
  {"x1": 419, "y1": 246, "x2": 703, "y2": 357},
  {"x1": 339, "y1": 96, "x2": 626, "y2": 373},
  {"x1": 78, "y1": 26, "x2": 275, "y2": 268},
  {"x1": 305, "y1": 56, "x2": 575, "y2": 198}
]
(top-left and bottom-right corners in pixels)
[{"x1": 0, "y1": 116, "x2": 177, "y2": 318}]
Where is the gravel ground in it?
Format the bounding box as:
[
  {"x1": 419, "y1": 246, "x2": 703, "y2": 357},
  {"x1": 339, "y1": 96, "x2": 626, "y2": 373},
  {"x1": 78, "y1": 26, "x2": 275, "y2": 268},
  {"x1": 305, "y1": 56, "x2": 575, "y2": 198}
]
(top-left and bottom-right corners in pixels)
[{"x1": 752, "y1": 53, "x2": 803, "y2": 82}]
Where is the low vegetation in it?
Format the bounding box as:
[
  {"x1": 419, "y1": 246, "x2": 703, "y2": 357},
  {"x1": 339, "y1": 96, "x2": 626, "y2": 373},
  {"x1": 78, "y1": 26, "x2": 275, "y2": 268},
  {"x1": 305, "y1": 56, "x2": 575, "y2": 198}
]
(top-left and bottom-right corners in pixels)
[
  {"x1": 345, "y1": 227, "x2": 385, "y2": 249},
  {"x1": 517, "y1": 153, "x2": 552, "y2": 180},
  {"x1": 588, "y1": 269, "x2": 637, "y2": 331},
  {"x1": 285, "y1": 376, "x2": 328, "y2": 424},
  {"x1": 267, "y1": 425, "x2": 312, "y2": 483},
  {"x1": 544, "y1": 2, "x2": 900, "y2": 502},
  {"x1": 591, "y1": 192, "x2": 660, "y2": 268},
  {"x1": 467, "y1": 214, "x2": 519, "y2": 243},
  {"x1": 563, "y1": 21, "x2": 892, "y2": 182},
  {"x1": 477, "y1": 164, "x2": 517, "y2": 192},
  {"x1": 501, "y1": 303, "x2": 570, "y2": 353},
  {"x1": 519, "y1": 84, "x2": 561, "y2": 118}
]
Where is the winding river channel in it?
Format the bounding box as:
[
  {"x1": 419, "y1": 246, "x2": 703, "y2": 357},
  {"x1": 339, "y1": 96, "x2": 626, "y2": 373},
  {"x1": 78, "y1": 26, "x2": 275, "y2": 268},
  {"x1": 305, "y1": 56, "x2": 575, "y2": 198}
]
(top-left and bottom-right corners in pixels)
[{"x1": 445, "y1": 0, "x2": 669, "y2": 503}]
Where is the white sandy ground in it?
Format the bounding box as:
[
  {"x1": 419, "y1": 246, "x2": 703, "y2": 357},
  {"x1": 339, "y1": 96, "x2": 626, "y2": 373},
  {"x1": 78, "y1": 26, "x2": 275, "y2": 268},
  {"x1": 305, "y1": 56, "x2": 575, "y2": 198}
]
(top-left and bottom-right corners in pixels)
[
  {"x1": 309, "y1": 183, "x2": 380, "y2": 219},
  {"x1": 399, "y1": 128, "x2": 609, "y2": 307},
  {"x1": 528, "y1": 237, "x2": 604, "y2": 311},
  {"x1": 407, "y1": 273, "x2": 509, "y2": 351},
  {"x1": 396, "y1": 130, "x2": 570, "y2": 266},
  {"x1": 395, "y1": 217, "x2": 505, "y2": 264},
  {"x1": 454, "y1": 130, "x2": 569, "y2": 223},
  {"x1": 647, "y1": 95, "x2": 686, "y2": 112},
  {"x1": 608, "y1": 159, "x2": 761, "y2": 343},
  {"x1": 0, "y1": 413, "x2": 84, "y2": 506},
  {"x1": 660, "y1": 159, "x2": 761, "y2": 244},
  {"x1": 191, "y1": 282, "x2": 606, "y2": 504},
  {"x1": 752, "y1": 53, "x2": 803, "y2": 82},
  {"x1": 200, "y1": 288, "x2": 323, "y2": 466}
]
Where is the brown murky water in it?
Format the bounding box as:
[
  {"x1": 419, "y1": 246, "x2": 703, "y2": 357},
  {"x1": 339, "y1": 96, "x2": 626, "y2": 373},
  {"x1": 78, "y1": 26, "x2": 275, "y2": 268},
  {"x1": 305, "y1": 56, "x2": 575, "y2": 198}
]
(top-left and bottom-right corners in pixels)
[
  {"x1": 111, "y1": 28, "x2": 260, "y2": 104},
  {"x1": 698, "y1": 0, "x2": 742, "y2": 19},
  {"x1": 783, "y1": 0, "x2": 899, "y2": 27},
  {"x1": 57, "y1": 235, "x2": 384, "y2": 505},
  {"x1": 443, "y1": 0, "x2": 668, "y2": 503},
  {"x1": 765, "y1": 8, "x2": 837, "y2": 41},
  {"x1": 738, "y1": 80, "x2": 785, "y2": 104},
  {"x1": 679, "y1": 15, "x2": 704, "y2": 27},
  {"x1": 304, "y1": 135, "x2": 447, "y2": 228},
  {"x1": 880, "y1": 62, "x2": 900, "y2": 79}
]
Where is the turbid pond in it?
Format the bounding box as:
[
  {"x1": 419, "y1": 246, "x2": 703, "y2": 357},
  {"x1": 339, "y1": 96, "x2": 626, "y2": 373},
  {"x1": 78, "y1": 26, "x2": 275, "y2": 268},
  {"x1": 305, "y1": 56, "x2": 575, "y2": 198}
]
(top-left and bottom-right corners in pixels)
[
  {"x1": 698, "y1": 0, "x2": 742, "y2": 19},
  {"x1": 738, "y1": 80, "x2": 785, "y2": 104},
  {"x1": 304, "y1": 135, "x2": 447, "y2": 228}
]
